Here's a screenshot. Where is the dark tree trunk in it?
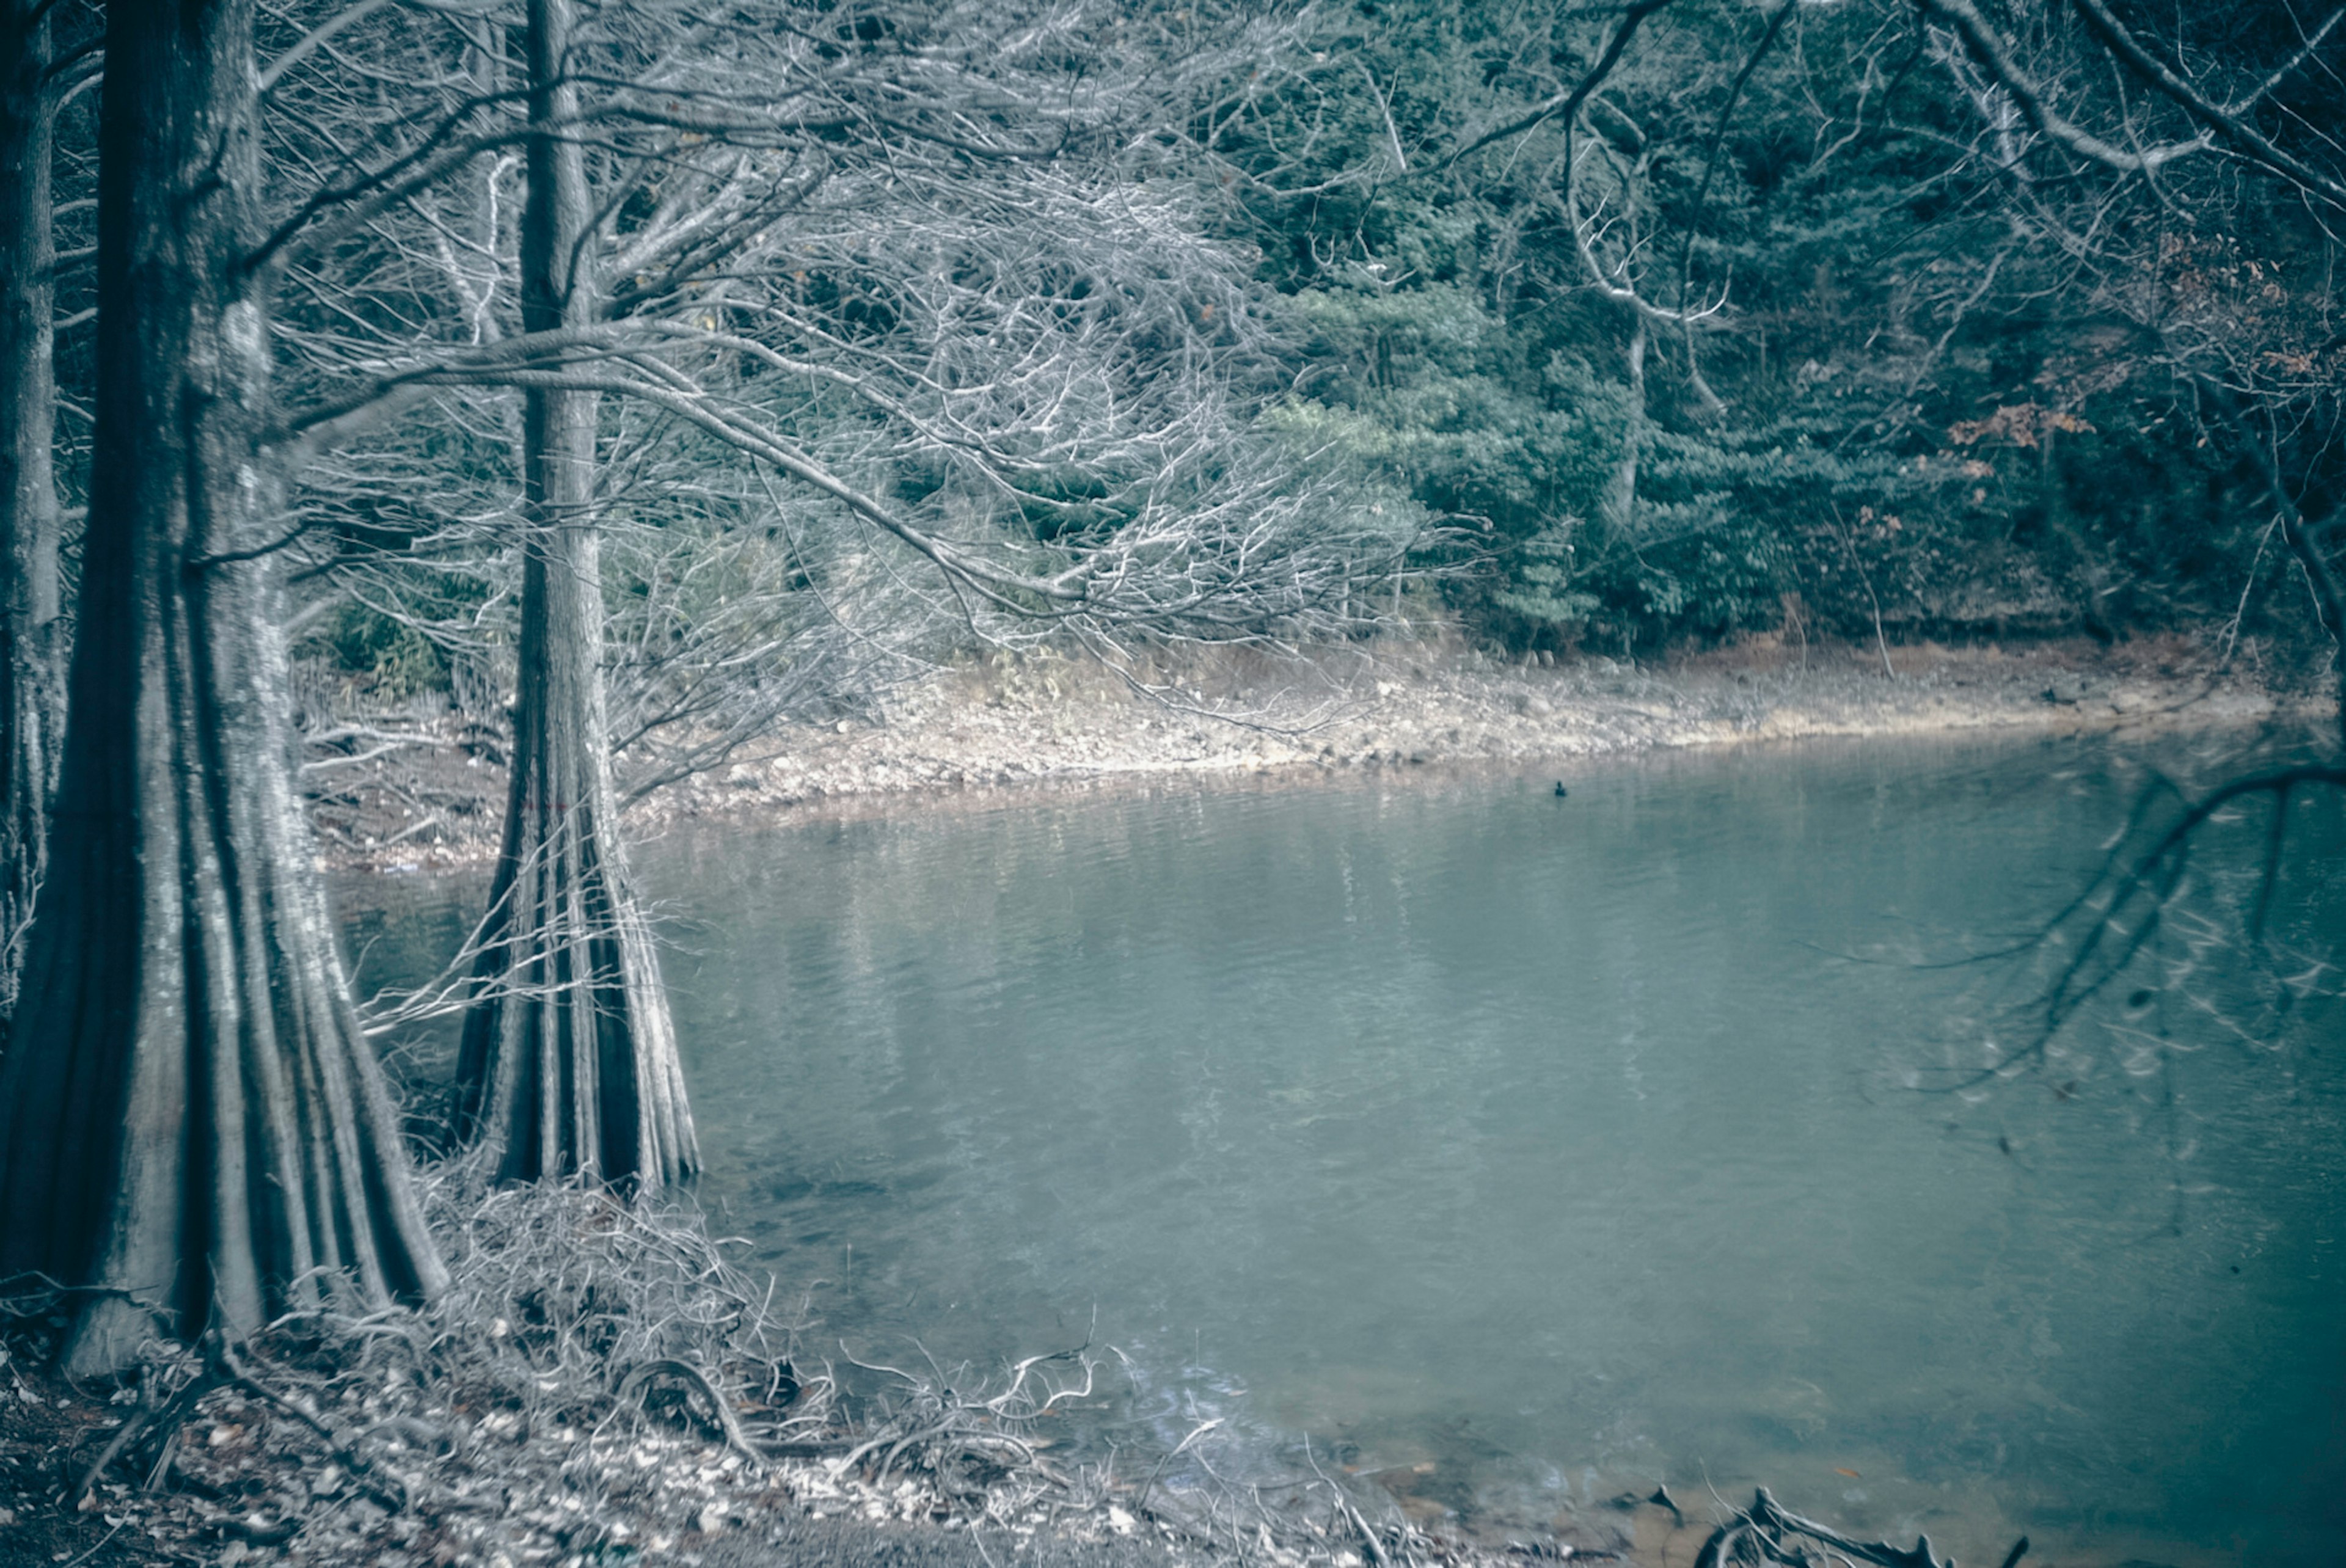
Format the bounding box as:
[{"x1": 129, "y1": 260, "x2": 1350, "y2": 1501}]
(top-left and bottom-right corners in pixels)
[
  {"x1": 453, "y1": 0, "x2": 697, "y2": 1191},
  {"x1": 0, "y1": 0, "x2": 63, "y2": 1007},
  {"x1": 0, "y1": 0, "x2": 445, "y2": 1377}
]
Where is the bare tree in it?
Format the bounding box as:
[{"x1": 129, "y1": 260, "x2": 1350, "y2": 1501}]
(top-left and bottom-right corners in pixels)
[
  {"x1": 1549, "y1": 99, "x2": 1733, "y2": 536},
  {"x1": 0, "y1": 0, "x2": 445, "y2": 1377},
  {"x1": 1850, "y1": 2, "x2": 2346, "y2": 1165},
  {"x1": 10, "y1": 0, "x2": 1418, "y2": 1218},
  {"x1": 451, "y1": 0, "x2": 696, "y2": 1189},
  {"x1": 262, "y1": 0, "x2": 1412, "y2": 1185}
]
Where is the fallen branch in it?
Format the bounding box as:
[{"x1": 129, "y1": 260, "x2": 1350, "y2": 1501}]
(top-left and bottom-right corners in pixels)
[{"x1": 1694, "y1": 1487, "x2": 1954, "y2": 1568}]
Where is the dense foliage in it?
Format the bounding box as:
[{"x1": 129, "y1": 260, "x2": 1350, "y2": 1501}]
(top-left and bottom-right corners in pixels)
[{"x1": 1206, "y1": 0, "x2": 2342, "y2": 660}]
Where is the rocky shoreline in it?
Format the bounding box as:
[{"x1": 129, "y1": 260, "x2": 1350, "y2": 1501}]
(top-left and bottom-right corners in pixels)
[
  {"x1": 314, "y1": 632, "x2": 2322, "y2": 873},
  {"x1": 677, "y1": 633, "x2": 2295, "y2": 801}
]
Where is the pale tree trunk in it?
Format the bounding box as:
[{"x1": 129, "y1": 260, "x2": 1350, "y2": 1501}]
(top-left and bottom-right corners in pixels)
[
  {"x1": 1599, "y1": 314, "x2": 1647, "y2": 536},
  {"x1": 0, "y1": 0, "x2": 445, "y2": 1377},
  {"x1": 453, "y1": 0, "x2": 697, "y2": 1191},
  {"x1": 0, "y1": 0, "x2": 63, "y2": 1006}
]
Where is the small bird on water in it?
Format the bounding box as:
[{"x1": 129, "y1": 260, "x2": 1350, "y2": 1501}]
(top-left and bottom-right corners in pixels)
[{"x1": 1553, "y1": 781, "x2": 1569, "y2": 798}]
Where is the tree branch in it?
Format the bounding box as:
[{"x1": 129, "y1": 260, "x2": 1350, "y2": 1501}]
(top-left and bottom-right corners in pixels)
[
  {"x1": 2067, "y1": 0, "x2": 2346, "y2": 208},
  {"x1": 1917, "y1": 0, "x2": 2212, "y2": 174},
  {"x1": 1445, "y1": 0, "x2": 1684, "y2": 169}
]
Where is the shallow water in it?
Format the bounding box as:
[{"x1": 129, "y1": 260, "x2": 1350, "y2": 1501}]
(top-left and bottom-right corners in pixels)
[{"x1": 345, "y1": 731, "x2": 2346, "y2": 1566}]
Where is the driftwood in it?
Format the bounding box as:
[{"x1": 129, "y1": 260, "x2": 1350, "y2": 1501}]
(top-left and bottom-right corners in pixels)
[{"x1": 1694, "y1": 1487, "x2": 2026, "y2": 1568}]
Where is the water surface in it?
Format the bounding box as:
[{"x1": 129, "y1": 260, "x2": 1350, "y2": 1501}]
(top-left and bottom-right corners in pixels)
[{"x1": 348, "y1": 731, "x2": 2346, "y2": 1566}]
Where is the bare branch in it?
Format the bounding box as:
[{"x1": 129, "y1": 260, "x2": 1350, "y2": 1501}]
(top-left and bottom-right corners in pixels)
[
  {"x1": 1917, "y1": 0, "x2": 2212, "y2": 174},
  {"x1": 1445, "y1": 0, "x2": 1686, "y2": 169},
  {"x1": 2067, "y1": 0, "x2": 2346, "y2": 207}
]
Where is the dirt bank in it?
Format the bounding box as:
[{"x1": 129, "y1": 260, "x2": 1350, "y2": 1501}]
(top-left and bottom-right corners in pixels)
[{"x1": 315, "y1": 632, "x2": 2323, "y2": 872}]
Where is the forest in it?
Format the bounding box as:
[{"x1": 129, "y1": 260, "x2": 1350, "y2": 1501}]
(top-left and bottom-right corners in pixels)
[{"x1": 0, "y1": 0, "x2": 2341, "y2": 1564}]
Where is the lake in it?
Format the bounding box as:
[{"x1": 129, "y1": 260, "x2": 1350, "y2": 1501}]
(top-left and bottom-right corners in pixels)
[{"x1": 341, "y1": 729, "x2": 2346, "y2": 1567}]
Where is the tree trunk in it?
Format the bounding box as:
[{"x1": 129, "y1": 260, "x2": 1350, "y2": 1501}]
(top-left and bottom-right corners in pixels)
[
  {"x1": 0, "y1": 0, "x2": 63, "y2": 1008},
  {"x1": 0, "y1": 0, "x2": 445, "y2": 1378},
  {"x1": 1600, "y1": 314, "x2": 1647, "y2": 537},
  {"x1": 453, "y1": 0, "x2": 697, "y2": 1191}
]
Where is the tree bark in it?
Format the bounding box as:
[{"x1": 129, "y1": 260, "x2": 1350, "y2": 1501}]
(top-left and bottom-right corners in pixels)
[
  {"x1": 0, "y1": 0, "x2": 445, "y2": 1377},
  {"x1": 453, "y1": 0, "x2": 697, "y2": 1191},
  {"x1": 0, "y1": 0, "x2": 63, "y2": 1008}
]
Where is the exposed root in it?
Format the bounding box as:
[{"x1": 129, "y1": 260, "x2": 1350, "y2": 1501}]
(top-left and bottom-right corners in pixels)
[
  {"x1": 67, "y1": 1358, "x2": 185, "y2": 1504},
  {"x1": 617, "y1": 1357, "x2": 828, "y2": 1465},
  {"x1": 19, "y1": 1159, "x2": 847, "y2": 1564},
  {"x1": 828, "y1": 1336, "x2": 1099, "y2": 1503}
]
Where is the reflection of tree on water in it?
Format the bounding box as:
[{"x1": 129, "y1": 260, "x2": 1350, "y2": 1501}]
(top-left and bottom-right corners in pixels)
[
  {"x1": 1855, "y1": 740, "x2": 2345, "y2": 1567},
  {"x1": 1946, "y1": 762, "x2": 2342, "y2": 1085},
  {"x1": 1910, "y1": 749, "x2": 2345, "y2": 1206}
]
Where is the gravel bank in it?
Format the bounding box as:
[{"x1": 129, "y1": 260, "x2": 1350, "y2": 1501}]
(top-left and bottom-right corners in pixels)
[
  {"x1": 316, "y1": 633, "x2": 2320, "y2": 873},
  {"x1": 635, "y1": 632, "x2": 2311, "y2": 845}
]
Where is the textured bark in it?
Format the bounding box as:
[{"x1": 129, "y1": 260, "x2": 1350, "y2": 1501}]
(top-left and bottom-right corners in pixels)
[
  {"x1": 453, "y1": 0, "x2": 697, "y2": 1191},
  {"x1": 0, "y1": 0, "x2": 63, "y2": 1004},
  {"x1": 0, "y1": 0, "x2": 446, "y2": 1377}
]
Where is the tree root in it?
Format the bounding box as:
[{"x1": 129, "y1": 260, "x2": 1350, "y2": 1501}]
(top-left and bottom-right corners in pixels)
[
  {"x1": 619, "y1": 1356, "x2": 842, "y2": 1464},
  {"x1": 27, "y1": 1170, "x2": 849, "y2": 1564},
  {"x1": 214, "y1": 1340, "x2": 410, "y2": 1515},
  {"x1": 70, "y1": 1360, "x2": 210, "y2": 1506},
  {"x1": 72, "y1": 1335, "x2": 413, "y2": 1520}
]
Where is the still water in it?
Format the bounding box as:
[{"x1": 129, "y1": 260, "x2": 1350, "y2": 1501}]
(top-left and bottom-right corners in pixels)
[{"x1": 344, "y1": 732, "x2": 2346, "y2": 1566}]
